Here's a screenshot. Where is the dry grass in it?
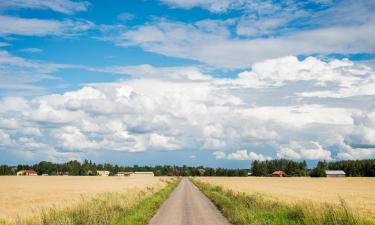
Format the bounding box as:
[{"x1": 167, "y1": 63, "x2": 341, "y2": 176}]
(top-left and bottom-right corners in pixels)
[
  {"x1": 0, "y1": 176, "x2": 171, "y2": 223},
  {"x1": 196, "y1": 177, "x2": 375, "y2": 221}
]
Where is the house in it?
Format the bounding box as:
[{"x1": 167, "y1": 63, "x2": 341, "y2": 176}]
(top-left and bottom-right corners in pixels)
[
  {"x1": 116, "y1": 172, "x2": 133, "y2": 176},
  {"x1": 17, "y1": 169, "x2": 38, "y2": 176},
  {"x1": 247, "y1": 172, "x2": 252, "y2": 176},
  {"x1": 272, "y1": 171, "x2": 286, "y2": 177},
  {"x1": 326, "y1": 170, "x2": 346, "y2": 177},
  {"x1": 131, "y1": 172, "x2": 154, "y2": 177},
  {"x1": 97, "y1": 170, "x2": 110, "y2": 176}
]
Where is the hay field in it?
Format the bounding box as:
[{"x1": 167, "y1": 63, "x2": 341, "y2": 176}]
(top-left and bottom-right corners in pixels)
[
  {"x1": 197, "y1": 177, "x2": 375, "y2": 221},
  {"x1": 0, "y1": 176, "x2": 170, "y2": 222}
]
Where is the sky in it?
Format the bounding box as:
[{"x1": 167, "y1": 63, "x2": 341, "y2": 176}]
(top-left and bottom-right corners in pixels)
[{"x1": 0, "y1": 0, "x2": 375, "y2": 168}]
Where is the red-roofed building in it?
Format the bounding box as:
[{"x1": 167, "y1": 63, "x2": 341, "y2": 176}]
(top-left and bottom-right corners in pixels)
[
  {"x1": 17, "y1": 169, "x2": 38, "y2": 176},
  {"x1": 272, "y1": 171, "x2": 286, "y2": 177}
]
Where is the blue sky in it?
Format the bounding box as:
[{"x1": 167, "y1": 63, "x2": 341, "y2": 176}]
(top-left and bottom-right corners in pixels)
[{"x1": 0, "y1": 0, "x2": 375, "y2": 168}]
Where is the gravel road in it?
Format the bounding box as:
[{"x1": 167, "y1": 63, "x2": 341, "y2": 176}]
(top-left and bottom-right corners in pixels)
[{"x1": 148, "y1": 177, "x2": 231, "y2": 225}]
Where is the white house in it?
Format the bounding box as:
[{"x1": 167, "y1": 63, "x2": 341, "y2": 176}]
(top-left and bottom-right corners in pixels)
[{"x1": 97, "y1": 170, "x2": 110, "y2": 176}]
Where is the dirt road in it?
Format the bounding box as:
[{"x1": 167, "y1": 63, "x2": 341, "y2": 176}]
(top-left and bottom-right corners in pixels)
[{"x1": 148, "y1": 177, "x2": 231, "y2": 225}]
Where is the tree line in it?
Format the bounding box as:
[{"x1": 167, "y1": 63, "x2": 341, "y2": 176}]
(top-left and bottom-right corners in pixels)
[
  {"x1": 251, "y1": 159, "x2": 375, "y2": 177},
  {"x1": 1, "y1": 158, "x2": 374, "y2": 177},
  {"x1": 0, "y1": 160, "x2": 249, "y2": 176},
  {"x1": 310, "y1": 159, "x2": 375, "y2": 177}
]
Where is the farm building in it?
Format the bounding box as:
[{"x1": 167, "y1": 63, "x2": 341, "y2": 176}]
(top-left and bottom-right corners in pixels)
[
  {"x1": 17, "y1": 169, "x2": 37, "y2": 176},
  {"x1": 116, "y1": 172, "x2": 133, "y2": 176},
  {"x1": 272, "y1": 171, "x2": 286, "y2": 177},
  {"x1": 57, "y1": 172, "x2": 69, "y2": 176},
  {"x1": 326, "y1": 170, "x2": 346, "y2": 177},
  {"x1": 97, "y1": 170, "x2": 110, "y2": 176},
  {"x1": 131, "y1": 172, "x2": 154, "y2": 177}
]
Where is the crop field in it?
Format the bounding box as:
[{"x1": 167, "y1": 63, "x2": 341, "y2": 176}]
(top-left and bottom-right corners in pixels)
[
  {"x1": 0, "y1": 176, "x2": 171, "y2": 223},
  {"x1": 196, "y1": 177, "x2": 375, "y2": 221}
]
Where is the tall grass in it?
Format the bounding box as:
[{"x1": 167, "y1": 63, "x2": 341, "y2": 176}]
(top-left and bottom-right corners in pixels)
[
  {"x1": 192, "y1": 178, "x2": 374, "y2": 225},
  {"x1": 0, "y1": 178, "x2": 179, "y2": 225}
]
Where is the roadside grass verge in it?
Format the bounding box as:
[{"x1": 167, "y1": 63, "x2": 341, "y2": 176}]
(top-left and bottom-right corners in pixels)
[
  {"x1": 111, "y1": 177, "x2": 180, "y2": 225},
  {"x1": 0, "y1": 177, "x2": 179, "y2": 225},
  {"x1": 191, "y1": 178, "x2": 375, "y2": 225}
]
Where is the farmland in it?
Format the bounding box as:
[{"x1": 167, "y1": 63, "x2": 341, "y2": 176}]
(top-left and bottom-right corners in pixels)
[
  {"x1": 196, "y1": 177, "x2": 375, "y2": 222},
  {"x1": 0, "y1": 176, "x2": 172, "y2": 223}
]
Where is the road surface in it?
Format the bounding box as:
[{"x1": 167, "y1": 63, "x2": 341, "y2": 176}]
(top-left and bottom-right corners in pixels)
[{"x1": 148, "y1": 177, "x2": 231, "y2": 225}]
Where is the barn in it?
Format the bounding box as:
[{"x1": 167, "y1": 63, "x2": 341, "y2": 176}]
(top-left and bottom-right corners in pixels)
[
  {"x1": 131, "y1": 172, "x2": 154, "y2": 177},
  {"x1": 326, "y1": 170, "x2": 346, "y2": 177},
  {"x1": 272, "y1": 171, "x2": 286, "y2": 177}
]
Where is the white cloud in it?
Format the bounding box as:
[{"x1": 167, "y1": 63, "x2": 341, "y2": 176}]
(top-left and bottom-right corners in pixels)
[
  {"x1": 19, "y1": 48, "x2": 43, "y2": 53},
  {"x1": 277, "y1": 141, "x2": 332, "y2": 160},
  {"x1": 213, "y1": 151, "x2": 226, "y2": 159},
  {"x1": 0, "y1": 129, "x2": 12, "y2": 146},
  {"x1": 160, "y1": 0, "x2": 233, "y2": 13},
  {"x1": 1, "y1": 56, "x2": 374, "y2": 161},
  {"x1": 0, "y1": 15, "x2": 94, "y2": 37},
  {"x1": 213, "y1": 150, "x2": 272, "y2": 161},
  {"x1": 100, "y1": 64, "x2": 211, "y2": 80},
  {"x1": 116, "y1": 0, "x2": 375, "y2": 70},
  {"x1": 0, "y1": 0, "x2": 89, "y2": 14},
  {"x1": 117, "y1": 13, "x2": 135, "y2": 21},
  {"x1": 337, "y1": 148, "x2": 375, "y2": 160},
  {"x1": 0, "y1": 42, "x2": 9, "y2": 47}
]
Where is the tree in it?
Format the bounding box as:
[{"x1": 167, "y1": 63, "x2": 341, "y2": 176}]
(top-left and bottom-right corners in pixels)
[{"x1": 310, "y1": 161, "x2": 327, "y2": 177}]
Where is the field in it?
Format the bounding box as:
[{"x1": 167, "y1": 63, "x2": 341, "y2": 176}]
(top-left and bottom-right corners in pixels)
[
  {"x1": 0, "y1": 176, "x2": 171, "y2": 223},
  {"x1": 196, "y1": 177, "x2": 375, "y2": 221}
]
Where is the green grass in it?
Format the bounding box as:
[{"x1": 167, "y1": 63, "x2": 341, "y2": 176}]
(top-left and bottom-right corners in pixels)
[
  {"x1": 0, "y1": 178, "x2": 179, "y2": 225},
  {"x1": 191, "y1": 178, "x2": 375, "y2": 225},
  {"x1": 111, "y1": 177, "x2": 180, "y2": 225}
]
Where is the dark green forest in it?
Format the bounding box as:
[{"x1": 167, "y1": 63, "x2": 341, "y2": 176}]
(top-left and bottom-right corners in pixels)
[
  {"x1": 251, "y1": 159, "x2": 375, "y2": 177},
  {"x1": 1, "y1": 158, "x2": 374, "y2": 176}
]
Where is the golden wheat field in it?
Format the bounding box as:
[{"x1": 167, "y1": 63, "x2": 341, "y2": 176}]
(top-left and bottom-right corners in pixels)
[
  {"x1": 0, "y1": 176, "x2": 170, "y2": 222},
  {"x1": 197, "y1": 177, "x2": 375, "y2": 221}
]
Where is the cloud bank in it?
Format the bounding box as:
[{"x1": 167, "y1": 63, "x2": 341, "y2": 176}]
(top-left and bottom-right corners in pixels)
[{"x1": 0, "y1": 56, "x2": 374, "y2": 161}]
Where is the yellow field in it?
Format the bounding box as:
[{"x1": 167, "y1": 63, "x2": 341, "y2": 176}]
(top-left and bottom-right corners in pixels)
[
  {"x1": 197, "y1": 177, "x2": 375, "y2": 221},
  {"x1": 0, "y1": 176, "x2": 170, "y2": 222}
]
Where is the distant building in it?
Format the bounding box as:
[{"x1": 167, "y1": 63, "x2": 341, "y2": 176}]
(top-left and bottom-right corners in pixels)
[
  {"x1": 42, "y1": 174, "x2": 49, "y2": 176},
  {"x1": 97, "y1": 170, "x2": 110, "y2": 176},
  {"x1": 272, "y1": 171, "x2": 286, "y2": 177},
  {"x1": 116, "y1": 172, "x2": 133, "y2": 176},
  {"x1": 247, "y1": 172, "x2": 252, "y2": 176},
  {"x1": 131, "y1": 172, "x2": 154, "y2": 177},
  {"x1": 17, "y1": 169, "x2": 37, "y2": 176},
  {"x1": 57, "y1": 172, "x2": 69, "y2": 176},
  {"x1": 326, "y1": 170, "x2": 346, "y2": 177}
]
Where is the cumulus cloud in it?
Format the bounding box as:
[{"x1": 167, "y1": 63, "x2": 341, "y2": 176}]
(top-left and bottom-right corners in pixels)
[
  {"x1": 213, "y1": 150, "x2": 272, "y2": 161},
  {"x1": 1, "y1": 56, "x2": 375, "y2": 161},
  {"x1": 277, "y1": 141, "x2": 332, "y2": 160}
]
